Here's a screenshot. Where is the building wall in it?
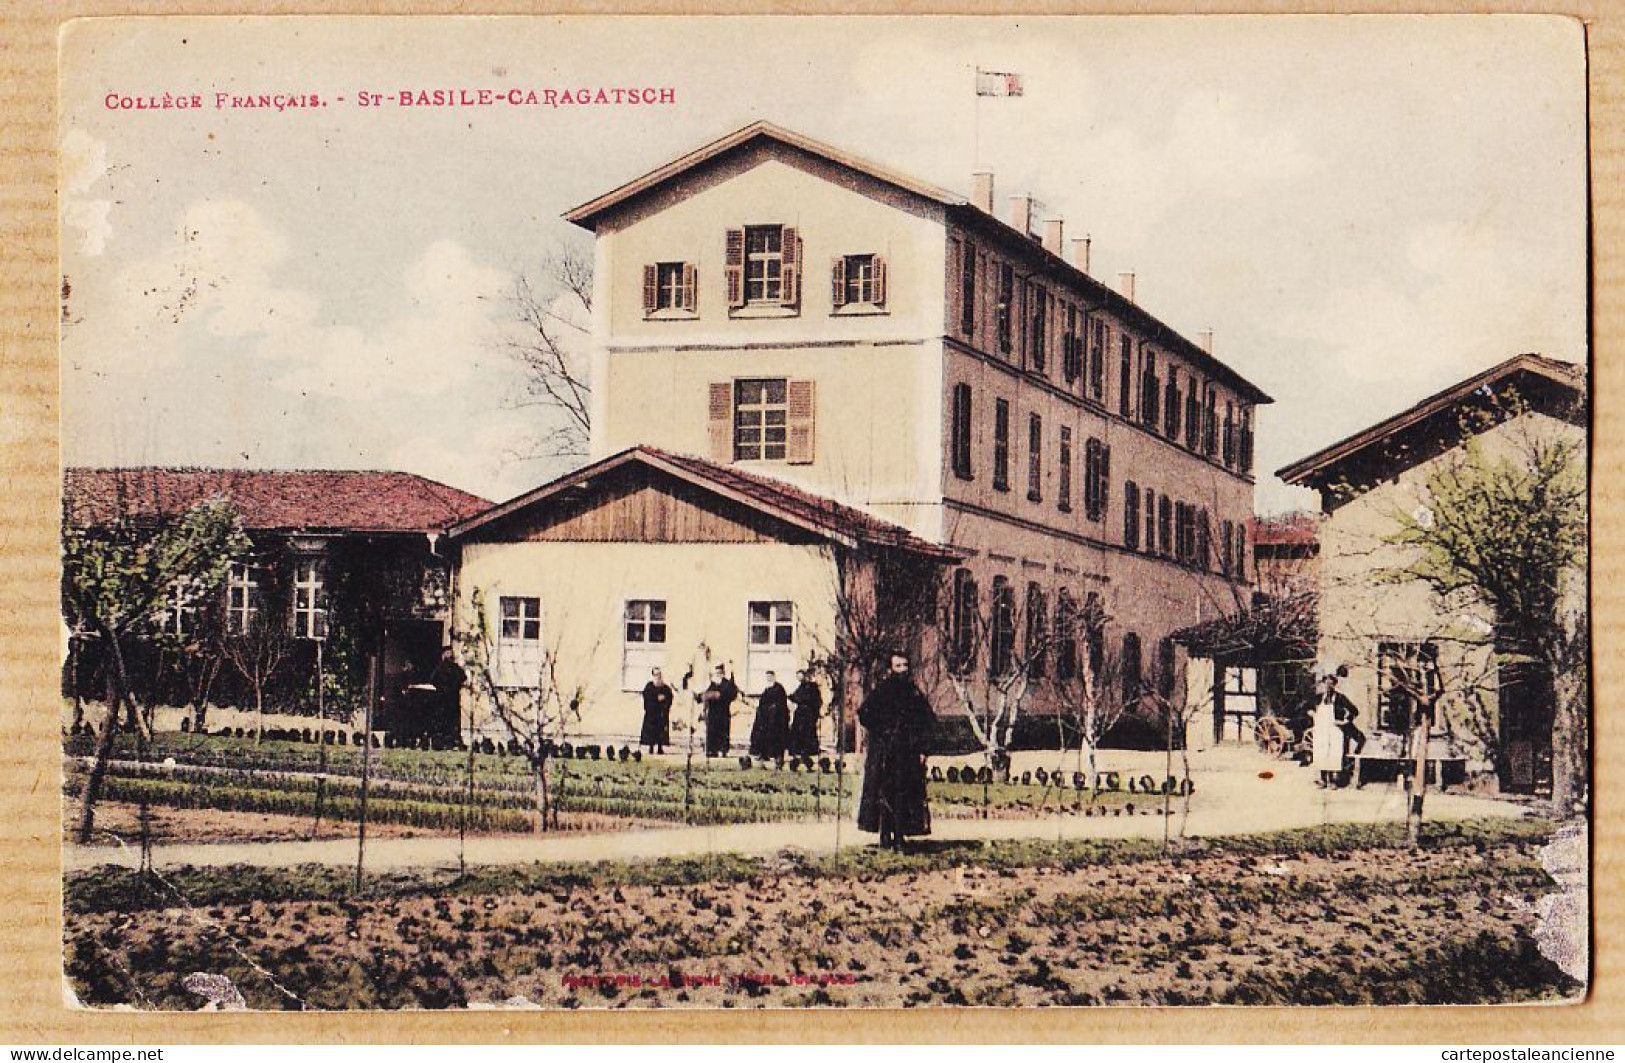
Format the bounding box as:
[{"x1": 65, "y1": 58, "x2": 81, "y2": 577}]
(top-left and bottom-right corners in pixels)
[
  {"x1": 1315, "y1": 410, "x2": 1584, "y2": 765},
  {"x1": 590, "y1": 147, "x2": 949, "y2": 536},
  {"x1": 456, "y1": 539, "x2": 842, "y2": 742}
]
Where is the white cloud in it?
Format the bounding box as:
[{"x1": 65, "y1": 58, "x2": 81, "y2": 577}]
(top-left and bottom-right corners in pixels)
[
  {"x1": 63, "y1": 198, "x2": 111, "y2": 257},
  {"x1": 61, "y1": 129, "x2": 112, "y2": 257},
  {"x1": 388, "y1": 417, "x2": 547, "y2": 502}
]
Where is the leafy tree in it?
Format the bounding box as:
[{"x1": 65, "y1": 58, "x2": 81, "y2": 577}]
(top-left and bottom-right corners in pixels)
[
  {"x1": 1384, "y1": 414, "x2": 1588, "y2": 814},
  {"x1": 62, "y1": 496, "x2": 251, "y2": 842}
]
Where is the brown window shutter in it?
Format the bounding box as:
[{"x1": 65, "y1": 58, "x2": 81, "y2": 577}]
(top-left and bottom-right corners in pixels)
[
  {"x1": 642, "y1": 264, "x2": 658, "y2": 314},
  {"x1": 831, "y1": 257, "x2": 847, "y2": 308},
  {"x1": 1101, "y1": 443, "x2": 1111, "y2": 513},
  {"x1": 786, "y1": 379, "x2": 816, "y2": 464},
  {"x1": 873, "y1": 255, "x2": 887, "y2": 306},
  {"x1": 681, "y1": 262, "x2": 697, "y2": 312},
  {"x1": 725, "y1": 228, "x2": 745, "y2": 308},
  {"x1": 708, "y1": 381, "x2": 734, "y2": 462},
  {"x1": 781, "y1": 226, "x2": 800, "y2": 306}
]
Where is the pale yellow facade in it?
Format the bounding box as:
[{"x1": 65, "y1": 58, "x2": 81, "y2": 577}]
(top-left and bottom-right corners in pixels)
[
  {"x1": 456, "y1": 539, "x2": 842, "y2": 741},
  {"x1": 1314, "y1": 410, "x2": 1583, "y2": 765}
]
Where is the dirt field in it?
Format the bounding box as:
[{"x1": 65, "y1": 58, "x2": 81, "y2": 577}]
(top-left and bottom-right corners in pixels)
[{"x1": 64, "y1": 822, "x2": 1578, "y2": 1009}]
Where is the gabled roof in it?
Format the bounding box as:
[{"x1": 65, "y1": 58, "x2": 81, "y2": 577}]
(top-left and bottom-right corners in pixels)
[
  {"x1": 564, "y1": 120, "x2": 966, "y2": 229},
  {"x1": 448, "y1": 445, "x2": 963, "y2": 561},
  {"x1": 1276, "y1": 353, "x2": 1586, "y2": 490},
  {"x1": 64, "y1": 467, "x2": 492, "y2": 534},
  {"x1": 563, "y1": 120, "x2": 1271, "y2": 406}
]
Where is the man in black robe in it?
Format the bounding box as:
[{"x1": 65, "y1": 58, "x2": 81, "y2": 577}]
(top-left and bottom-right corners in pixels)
[
  {"x1": 788, "y1": 669, "x2": 823, "y2": 758},
  {"x1": 427, "y1": 646, "x2": 466, "y2": 741},
  {"x1": 639, "y1": 667, "x2": 674, "y2": 754},
  {"x1": 857, "y1": 651, "x2": 935, "y2": 849},
  {"x1": 748, "y1": 671, "x2": 790, "y2": 763},
  {"x1": 698, "y1": 665, "x2": 739, "y2": 758}
]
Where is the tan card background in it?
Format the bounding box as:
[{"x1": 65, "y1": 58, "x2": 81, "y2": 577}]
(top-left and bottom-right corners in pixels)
[{"x1": 2, "y1": 0, "x2": 1620, "y2": 1043}]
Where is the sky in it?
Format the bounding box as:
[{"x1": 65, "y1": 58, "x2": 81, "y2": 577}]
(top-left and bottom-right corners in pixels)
[{"x1": 59, "y1": 16, "x2": 1588, "y2": 514}]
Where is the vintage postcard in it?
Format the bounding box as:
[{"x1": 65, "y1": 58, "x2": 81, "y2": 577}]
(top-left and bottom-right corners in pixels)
[{"x1": 57, "y1": 15, "x2": 1590, "y2": 1012}]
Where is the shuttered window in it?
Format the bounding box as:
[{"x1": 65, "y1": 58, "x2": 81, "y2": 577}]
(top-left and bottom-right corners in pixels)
[
  {"x1": 1164, "y1": 370, "x2": 1182, "y2": 439},
  {"x1": 1028, "y1": 287, "x2": 1047, "y2": 373},
  {"x1": 1141, "y1": 350, "x2": 1161, "y2": 427},
  {"x1": 643, "y1": 262, "x2": 697, "y2": 316},
  {"x1": 990, "y1": 576, "x2": 1016, "y2": 677},
  {"x1": 1122, "y1": 632, "x2": 1142, "y2": 704},
  {"x1": 1158, "y1": 495, "x2": 1173, "y2": 558},
  {"x1": 727, "y1": 225, "x2": 800, "y2": 309},
  {"x1": 1026, "y1": 413, "x2": 1043, "y2": 502},
  {"x1": 1118, "y1": 334, "x2": 1134, "y2": 417},
  {"x1": 1089, "y1": 318, "x2": 1107, "y2": 402},
  {"x1": 992, "y1": 398, "x2": 1011, "y2": 492},
  {"x1": 1124, "y1": 482, "x2": 1140, "y2": 550},
  {"x1": 1144, "y1": 488, "x2": 1157, "y2": 554},
  {"x1": 708, "y1": 378, "x2": 816, "y2": 464},
  {"x1": 1057, "y1": 426, "x2": 1072, "y2": 512},
  {"x1": 960, "y1": 242, "x2": 977, "y2": 336},
  {"x1": 1185, "y1": 382, "x2": 1202, "y2": 450},
  {"x1": 996, "y1": 264, "x2": 1014, "y2": 355},
  {"x1": 951, "y1": 383, "x2": 974, "y2": 480},
  {"x1": 950, "y1": 568, "x2": 979, "y2": 674},
  {"x1": 1083, "y1": 438, "x2": 1111, "y2": 523},
  {"x1": 832, "y1": 253, "x2": 886, "y2": 308}
]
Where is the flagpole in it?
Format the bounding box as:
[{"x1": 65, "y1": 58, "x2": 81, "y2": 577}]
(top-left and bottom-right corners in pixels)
[{"x1": 972, "y1": 66, "x2": 982, "y2": 170}]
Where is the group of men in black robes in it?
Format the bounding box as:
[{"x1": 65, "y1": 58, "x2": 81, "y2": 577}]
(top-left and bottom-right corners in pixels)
[
  {"x1": 637, "y1": 664, "x2": 826, "y2": 761},
  {"x1": 634, "y1": 649, "x2": 936, "y2": 852}
]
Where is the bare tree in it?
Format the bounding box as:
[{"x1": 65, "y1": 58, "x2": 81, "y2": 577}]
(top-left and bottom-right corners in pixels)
[
  {"x1": 457, "y1": 588, "x2": 587, "y2": 832},
  {"x1": 501, "y1": 245, "x2": 594, "y2": 462},
  {"x1": 220, "y1": 575, "x2": 296, "y2": 744}
]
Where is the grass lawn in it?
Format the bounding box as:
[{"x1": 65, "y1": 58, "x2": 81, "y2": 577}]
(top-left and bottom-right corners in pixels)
[{"x1": 63, "y1": 817, "x2": 1578, "y2": 1009}]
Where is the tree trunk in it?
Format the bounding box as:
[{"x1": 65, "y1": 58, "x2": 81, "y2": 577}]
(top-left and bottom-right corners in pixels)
[
  {"x1": 1407, "y1": 709, "x2": 1431, "y2": 848},
  {"x1": 1549, "y1": 658, "x2": 1586, "y2": 815},
  {"x1": 74, "y1": 670, "x2": 123, "y2": 844}
]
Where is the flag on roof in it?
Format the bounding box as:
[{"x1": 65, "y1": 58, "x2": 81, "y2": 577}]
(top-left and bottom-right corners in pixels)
[{"x1": 975, "y1": 69, "x2": 1024, "y2": 97}]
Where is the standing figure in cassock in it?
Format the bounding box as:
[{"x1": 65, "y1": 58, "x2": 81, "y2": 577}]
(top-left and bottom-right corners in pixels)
[
  {"x1": 788, "y1": 669, "x2": 823, "y2": 758},
  {"x1": 698, "y1": 665, "x2": 739, "y2": 758},
  {"x1": 639, "y1": 667, "x2": 674, "y2": 754},
  {"x1": 857, "y1": 651, "x2": 935, "y2": 849},
  {"x1": 748, "y1": 670, "x2": 790, "y2": 763}
]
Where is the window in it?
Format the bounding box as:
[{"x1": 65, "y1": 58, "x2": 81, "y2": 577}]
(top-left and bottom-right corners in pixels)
[
  {"x1": 1185, "y1": 383, "x2": 1202, "y2": 450},
  {"x1": 745, "y1": 225, "x2": 784, "y2": 303},
  {"x1": 1027, "y1": 413, "x2": 1043, "y2": 502},
  {"x1": 960, "y1": 242, "x2": 977, "y2": 335},
  {"x1": 226, "y1": 562, "x2": 260, "y2": 635},
  {"x1": 1144, "y1": 488, "x2": 1157, "y2": 554},
  {"x1": 1028, "y1": 287, "x2": 1047, "y2": 373},
  {"x1": 1085, "y1": 593, "x2": 1105, "y2": 681},
  {"x1": 950, "y1": 568, "x2": 979, "y2": 673},
  {"x1": 1239, "y1": 407, "x2": 1255, "y2": 474},
  {"x1": 1089, "y1": 318, "x2": 1107, "y2": 402},
  {"x1": 1197, "y1": 508, "x2": 1212, "y2": 570},
  {"x1": 1122, "y1": 632, "x2": 1142, "y2": 704},
  {"x1": 1378, "y1": 641, "x2": 1440, "y2": 734},
  {"x1": 833, "y1": 253, "x2": 886, "y2": 308},
  {"x1": 992, "y1": 398, "x2": 1011, "y2": 492},
  {"x1": 1222, "y1": 402, "x2": 1237, "y2": 467},
  {"x1": 951, "y1": 383, "x2": 974, "y2": 480},
  {"x1": 622, "y1": 599, "x2": 667, "y2": 691},
  {"x1": 496, "y1": 595, "x2": 543, "y2": 687},
  {"x1": 1164, "y1": 371, "x2": 1182, "y2": 439},
  {"x1": 643, "y1": 261, "x2": 696, "y2": 315},
  {"x1": 996, "y1": 264, "x2": 1015, "y2": 354},
  {"x1": 1024, "y1": 582, "x2": 1047, "y2": 679},
  {"x1": 1157, "y1": 638, "x2": 1177, "y2": 699},
  {"x1": 1083, "y1": 439, "x2": 1111, "y2": 522},
  {"x1": 1054, "y1": 588, "x2": 1077, "y2": 682},
  {"x1": 726, "y1": 225, "x2": 799, "y2": 309},
  {"x1": 1057, "y1": 427, "x2": 1073, "y2": 512},
  {"x1": 1062, "y1": 306, "x2": 1081, "y2": 384},
  {"x1": 1220, "y1": 520, "x2": 1234, "y2": 576},
  {"x1": 747, "y1": 601, "x2": 796, "y2": 691},
  {"x1": 1174, "y1": 502, "x2": 1191, "y2": 564},
  {"x1": 1234, "y1": 523, "x2": 1247, "y2": 580},
  {"x1": 1124, "y1": 481, "x2": 1141, "y2": 550},
  {"x1": 1141, "y1": 350, "x2": 1161, "y2": 427},
  {"x1": 734, "y1": 378, "x2": 788, "y2": 461},
  {"x1": 292, "y1": 559, "x2": 327, "y2": 639},
  {"x1": 160, "y1": 578, "x2": 200, "y2": 636},
  {"x1": 990, "y1": 577, "x2": 1016, "y2": 677},
  {"x1": 1118, "y1": 335, "x2": 1134, "y2": 417},
  {"x1": 1158, "y1": 495, "x2": 1173, "y2": 558},
  {"x1": 1204, "y1": 388, "x2": 1219, "y2": 455}
]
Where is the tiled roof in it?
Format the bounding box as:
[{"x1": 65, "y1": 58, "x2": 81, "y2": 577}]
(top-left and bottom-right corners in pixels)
[
  {"x1": 1249, "y1": 511, "x2": 1319, "y2": 547},
  {"x1": 449, "y1": 445, "x2": 964, "y2": 561},
  {"x1": 63, "y1": 467, "x2": 492, "y2": 534}
]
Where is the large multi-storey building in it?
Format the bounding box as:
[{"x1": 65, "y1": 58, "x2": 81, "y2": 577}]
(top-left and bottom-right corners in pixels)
[{"x1": 452, "y1": 122, "x2": 1271, "y2": 746}]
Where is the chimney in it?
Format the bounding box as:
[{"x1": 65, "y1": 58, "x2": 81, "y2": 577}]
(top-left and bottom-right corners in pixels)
[
  {"x1": 1070, "y1": 235, "x2": 1092, "y2": 275},
  {"x1": 1008, "y1": 194, "x2": 1034, "y2": 237},
  {"x1": 1042, "y1": 218, "x2": 1064, "y2": 255},
  {"x1": 1117, "y1": 271, "x2": 1137, "y2": 303},
  {"x1": 1197, "y1": 329, "x2": 1214, "y2": 354},
  {"x1": 972, "y1": 171, "x2": 995, "y2": 214}
]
